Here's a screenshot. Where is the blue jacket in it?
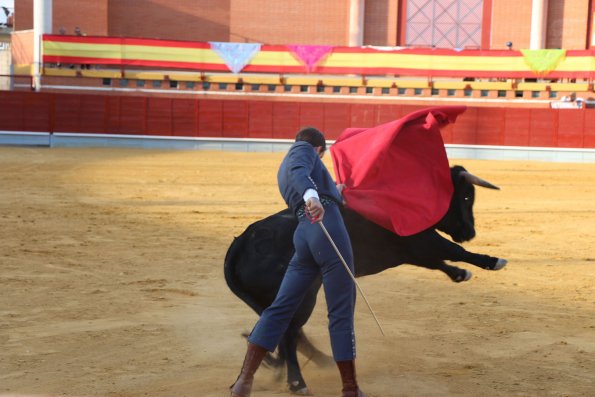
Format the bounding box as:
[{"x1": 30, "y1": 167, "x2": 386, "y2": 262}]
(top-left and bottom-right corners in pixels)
[{"x1": 277, "y1": 141, "x2": 343, "y2": 212}]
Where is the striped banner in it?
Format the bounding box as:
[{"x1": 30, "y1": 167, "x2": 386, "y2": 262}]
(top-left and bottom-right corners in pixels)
[{"x1": 42, "y1": 35, "x2": 595, "y2": 79}]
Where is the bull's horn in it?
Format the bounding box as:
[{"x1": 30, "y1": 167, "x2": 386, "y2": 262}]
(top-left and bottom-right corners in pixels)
[{"x1": 461, "y1": 171, "x2": 500, "y2": 190}]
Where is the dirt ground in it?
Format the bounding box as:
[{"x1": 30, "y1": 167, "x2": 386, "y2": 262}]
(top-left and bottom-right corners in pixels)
[{"x1": 0, "y1": 146, "x2": 594, "y2": 397}]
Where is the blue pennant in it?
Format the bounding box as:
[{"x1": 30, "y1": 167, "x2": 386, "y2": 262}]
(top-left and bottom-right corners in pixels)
[{"x1": 210, "y1": 42, "x2": 262, "y2": 74}]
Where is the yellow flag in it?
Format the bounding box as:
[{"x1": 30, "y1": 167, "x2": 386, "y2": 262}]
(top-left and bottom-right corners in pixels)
[{"x1": 520, "y1": 49, "x2": 566, "y2": 75}]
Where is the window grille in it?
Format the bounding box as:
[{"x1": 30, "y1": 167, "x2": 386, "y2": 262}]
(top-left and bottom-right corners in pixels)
[{"x1": 406, "y1": 0, "x2": 483, "y2": 49}]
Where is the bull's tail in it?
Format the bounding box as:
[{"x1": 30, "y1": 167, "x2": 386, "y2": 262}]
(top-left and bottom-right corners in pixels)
[{"x1": 223, "y1": 236, "x2": 265, "y2": 315}]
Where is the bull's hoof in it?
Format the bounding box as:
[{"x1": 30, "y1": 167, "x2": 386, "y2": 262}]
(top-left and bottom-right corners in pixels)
[
  {"x1": 491, "y1": 258, "x2": 508, "y2": 271},
  {"x1": 453, "y1": 269, "x2": 472, "y2": 282},
  {"x1": 289, "y1": 380, "x2": 312, "y2": 396}
]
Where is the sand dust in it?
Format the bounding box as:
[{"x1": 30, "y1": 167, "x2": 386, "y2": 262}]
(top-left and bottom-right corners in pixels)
[{"x1": 0, "y1": 147, "x2": 594, "y2": 397}]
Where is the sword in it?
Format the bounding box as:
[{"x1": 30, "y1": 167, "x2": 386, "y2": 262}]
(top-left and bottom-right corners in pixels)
[{"x1": 317, "y1": 220, "x2": 386, "y2": 336}]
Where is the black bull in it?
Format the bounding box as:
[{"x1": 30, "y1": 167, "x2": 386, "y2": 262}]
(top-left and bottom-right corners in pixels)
[{"x1": 224, "y1": 165, "x2": 507, "y2": 394}]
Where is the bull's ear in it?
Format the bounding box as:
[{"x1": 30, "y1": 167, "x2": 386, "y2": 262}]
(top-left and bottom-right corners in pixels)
[{"x1": 460, "y1": 171, "x2": 500, "y2": 190}]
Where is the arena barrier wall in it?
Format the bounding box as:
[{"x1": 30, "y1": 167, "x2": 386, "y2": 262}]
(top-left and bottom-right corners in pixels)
[{"x1": 1, "y1": 91, "x2": 595, "y2": 161}]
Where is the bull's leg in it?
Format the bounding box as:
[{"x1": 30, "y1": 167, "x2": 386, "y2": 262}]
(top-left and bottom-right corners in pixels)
[
  {"x1": 460, "y1": 252, "x2": 507, "y2": 270},
  {"x1": 407, "y1": 231, "x2": 507, "y2": 273},
  {"x1": 436, "y1": 262, "x2": 473, "y2": 282},
  {"x1": 414, "y1": 261, "x2": 472, "y2": 282},
  {"x1": 282, "y1": 325, "x2": 311, "y2": 395},
  {"x1": 439, "y1": 241, "x2": 507, "y2": 270},
  {"x1": 281, "y1": 288, "x2": 319, "y2": 396}
]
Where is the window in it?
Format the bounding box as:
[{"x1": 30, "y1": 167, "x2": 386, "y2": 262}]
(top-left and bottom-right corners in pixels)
[{"x1": 405, "y1": 0, "x2": 484, "y2": 49}]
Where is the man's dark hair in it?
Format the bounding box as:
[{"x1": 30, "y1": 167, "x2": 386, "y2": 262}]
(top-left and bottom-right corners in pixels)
[{"x1": 295, "y1": 127, "x2": 326, "y2": 152}]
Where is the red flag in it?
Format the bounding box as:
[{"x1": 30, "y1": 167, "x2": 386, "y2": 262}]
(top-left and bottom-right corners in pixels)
[{"x1": 330, "y1": 106, "x2": 467, "y2": 236}]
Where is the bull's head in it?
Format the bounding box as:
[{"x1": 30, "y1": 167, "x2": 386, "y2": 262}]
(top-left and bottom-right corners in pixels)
[{"x1": 436, "y1": 165, "x2": 499, "y2": 243}]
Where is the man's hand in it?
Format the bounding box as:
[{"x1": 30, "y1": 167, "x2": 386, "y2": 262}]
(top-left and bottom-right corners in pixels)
[{"x1": 306, "y1": 197, "x2": 324, "y2": 222}]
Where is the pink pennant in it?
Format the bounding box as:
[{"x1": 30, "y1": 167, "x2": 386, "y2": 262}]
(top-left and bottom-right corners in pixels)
[{"x1": 288, "y1": 45, "x2": 334, "y2": 72}]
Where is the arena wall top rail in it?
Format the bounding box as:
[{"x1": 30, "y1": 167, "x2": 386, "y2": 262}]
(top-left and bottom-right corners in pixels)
[{"x1": 39, "y1": 35, "x2": 595, "y2": 80}]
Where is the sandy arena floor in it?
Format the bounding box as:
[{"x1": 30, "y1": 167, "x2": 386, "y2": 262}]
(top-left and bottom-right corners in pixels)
[{"x1": 0, "y1": 147, "x2": 594, "y2": 397}]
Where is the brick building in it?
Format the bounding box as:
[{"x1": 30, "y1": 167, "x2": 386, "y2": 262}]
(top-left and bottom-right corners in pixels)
[{"x1": 13, "y1": 0, "x2": 595, "y2": 50}]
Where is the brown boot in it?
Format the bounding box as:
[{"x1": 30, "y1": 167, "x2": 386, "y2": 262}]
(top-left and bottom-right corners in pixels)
[
  {"x1": 337, "y1": 360, "x2": 367, "y2": 397},
  {"x1": 230, "y1": 342, "x2": 268, "y2": 397}
]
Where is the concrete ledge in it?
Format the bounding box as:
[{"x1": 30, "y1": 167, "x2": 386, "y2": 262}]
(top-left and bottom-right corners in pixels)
[
  {"x1": 50, "y1": 133, "x2": 294, "y2": 152},
  {"x1": 445, "y1": 144, "x2": 595, "y2": 163},
  {"x1": 0, "y1": 131, "x2": 51, "y2": 146}
]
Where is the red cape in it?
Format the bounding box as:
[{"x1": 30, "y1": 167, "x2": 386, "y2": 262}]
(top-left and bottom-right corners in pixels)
[{"x1": 330, "y1": 106, "x2": 466, "y2": 236}]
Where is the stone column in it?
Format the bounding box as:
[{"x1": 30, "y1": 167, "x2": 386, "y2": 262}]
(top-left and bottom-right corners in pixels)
[
  {"x1": 530, "y1": 0, "x2": 548, "y2": 49},
  {"x1": 33, "y1": 0, "x2": 52, "y2": 91},
  {"x1": 348, "y1": 0, "x2": 365, "y2": 47}
]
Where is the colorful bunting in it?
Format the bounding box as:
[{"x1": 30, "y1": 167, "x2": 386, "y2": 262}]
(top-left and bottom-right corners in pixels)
[
  {"x1": 210, "y1": 42, "x2": 262, "y2": 74},
  {"x1": 42, "y1": 35, "x2": 595, "y2": 79}
]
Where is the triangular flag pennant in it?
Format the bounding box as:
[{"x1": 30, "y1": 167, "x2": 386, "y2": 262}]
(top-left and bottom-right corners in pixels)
[
  {"x1": 210, "y1": 42, "x2": 261, "y2": 74},
  {"x1": 521, "y1": 49, "x2": 566, "y2": 75},
  {"x1": 288, "y1": 45, "x2": 333, "y2": 72}
]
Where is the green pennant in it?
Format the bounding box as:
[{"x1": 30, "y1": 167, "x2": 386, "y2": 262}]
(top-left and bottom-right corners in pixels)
[{"x1": 521, "y1": 49, "x2": 566, "y2": 75}]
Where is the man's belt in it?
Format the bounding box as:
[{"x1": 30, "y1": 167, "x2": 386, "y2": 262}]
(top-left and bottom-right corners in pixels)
[{"x1": 296, "y1": 195, "x2": 336, "y2": 219}]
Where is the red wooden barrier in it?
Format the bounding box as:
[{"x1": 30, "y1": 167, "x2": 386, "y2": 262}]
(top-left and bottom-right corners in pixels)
[{"x1": 1, "y1": 91, "x2": 594, "y2": 149}]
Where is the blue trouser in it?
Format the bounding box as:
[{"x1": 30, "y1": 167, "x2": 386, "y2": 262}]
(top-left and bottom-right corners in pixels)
[{"x1": 248, "y1": 204, "x2": 357, "y2": 362}]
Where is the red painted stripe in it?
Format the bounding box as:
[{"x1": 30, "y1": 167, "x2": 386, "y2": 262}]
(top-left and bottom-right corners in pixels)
[
  {"x1": 242, "y1": 65, "x2": 306, "y2": 73},
  {"x1": 43, "y1": 35, "x2": 211, "y2": 49},
  {"x1": 43, "y1": 34, "x2": 120, "y2": 44},
  {"x1": 331, "y1": 47, "x2": 524, "y2": 57},
  {"x1": 43, "y1": 55, "x2": 229, "y2": 71},
  {"x1": 261, "y1": 45, "x2": 293, "y2": 52},
  {"x1": 121, "y1": 38, "x2": 211, "y2": 49}
]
